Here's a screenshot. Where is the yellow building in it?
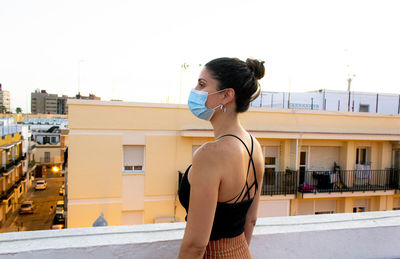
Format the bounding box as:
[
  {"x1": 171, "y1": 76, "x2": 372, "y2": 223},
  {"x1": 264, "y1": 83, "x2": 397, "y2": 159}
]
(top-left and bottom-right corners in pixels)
[
  {"x1": 0, "y1": 124, "x2": 26, "y2": 227},
  {"x1": 67, "y1": 99, "x2": 400, "y2": 228}
]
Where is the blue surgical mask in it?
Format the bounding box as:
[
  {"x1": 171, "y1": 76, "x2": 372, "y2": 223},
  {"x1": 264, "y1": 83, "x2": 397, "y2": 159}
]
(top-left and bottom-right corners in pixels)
[{"x1": 188, "y1": 88, "x2": 224, "y2": 120}]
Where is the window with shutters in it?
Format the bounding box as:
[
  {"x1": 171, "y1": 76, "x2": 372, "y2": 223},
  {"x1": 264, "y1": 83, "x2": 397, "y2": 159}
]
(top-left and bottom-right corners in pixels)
[{"x1": 123, "y1": 145, "x2": 145, "y2": 173}]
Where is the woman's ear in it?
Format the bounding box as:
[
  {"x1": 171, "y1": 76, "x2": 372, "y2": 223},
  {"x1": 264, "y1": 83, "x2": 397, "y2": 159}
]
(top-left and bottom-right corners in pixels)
[{"x1": 223, "y1": 88, "x2": 235, "y2": 104}]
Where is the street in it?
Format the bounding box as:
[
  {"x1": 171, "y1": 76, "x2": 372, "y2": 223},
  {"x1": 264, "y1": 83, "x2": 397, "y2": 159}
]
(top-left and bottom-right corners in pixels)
[{"x1": 1, "y1": 176, "x2": 64, "y2": 232}]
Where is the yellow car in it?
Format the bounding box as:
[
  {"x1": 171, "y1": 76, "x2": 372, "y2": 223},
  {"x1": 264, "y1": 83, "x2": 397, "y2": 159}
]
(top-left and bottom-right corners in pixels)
[{"x1": 19, "y1": 201, "x2": 35, "y2": 214}]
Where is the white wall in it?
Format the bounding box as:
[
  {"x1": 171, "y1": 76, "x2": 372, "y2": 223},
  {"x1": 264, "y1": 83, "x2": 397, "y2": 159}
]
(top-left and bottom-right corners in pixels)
[{"x1": 1, "y1": 211, "x2": 400, "y2": 259}]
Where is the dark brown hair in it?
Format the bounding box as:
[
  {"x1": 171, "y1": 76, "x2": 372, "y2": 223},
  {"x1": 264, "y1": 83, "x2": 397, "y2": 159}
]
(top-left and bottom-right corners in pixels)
[{"x1": 205, "y1": 57, "x2": 265, "y2": 113}]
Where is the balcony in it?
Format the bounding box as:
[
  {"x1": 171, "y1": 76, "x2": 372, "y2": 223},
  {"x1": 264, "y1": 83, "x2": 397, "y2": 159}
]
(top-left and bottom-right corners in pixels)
[
  {"x1": 261, "y1": 170, "x2": 297, "y2": 195},
  {"x1": 0, "y1": 161, "x2": 15, "y2": 175},
  {"x1": 28, "y1": 160, "x2": 36, "y2": 169},
  {"x1": 14, "y1": 156, "x2": 23, "y2": 166},
  {"x1": 0, "y1": 185, "x2": 15, "y2": 201},
  {"x1": 38, "y1": 158, "x2": 56, "y2": 164},
  {"x1": 0, "y1": 211, "x2": 399, "y2": 258},
  {"x1": 299, "y1": 169, "x2": 399, "y2": 194}
]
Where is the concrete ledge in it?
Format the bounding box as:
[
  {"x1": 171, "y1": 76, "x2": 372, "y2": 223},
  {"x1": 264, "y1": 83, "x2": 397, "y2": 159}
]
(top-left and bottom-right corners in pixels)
[{"x1": 1, "y1": 211, "x2": 400, "y2": 258}]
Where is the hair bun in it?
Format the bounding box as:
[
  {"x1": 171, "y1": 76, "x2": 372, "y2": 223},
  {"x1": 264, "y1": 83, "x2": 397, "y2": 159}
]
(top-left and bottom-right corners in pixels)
[{"x1": 246, "y1": 58, "x2": 265, "y2": 80}]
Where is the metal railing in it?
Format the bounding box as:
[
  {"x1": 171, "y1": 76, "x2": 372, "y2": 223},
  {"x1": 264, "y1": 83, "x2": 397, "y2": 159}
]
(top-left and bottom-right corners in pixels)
[
  {"x1": 0, "y1": 185, "x2": 15, "y2": 201},
  {"x1": 28, "y1": 160, "x2": 36, "y2": 168},
  {"x1": 14, "y1": 156, "x2": 23, "y2": 165},
  {"x1": 261, "y1": 170, "x2": 297, "y2": 195},
  {"x1": 298, "y1": 169, "x2": 399, "y2": 193},
  {"x1": 5, "y1": 160, "x2": 15, "y2": 171}
]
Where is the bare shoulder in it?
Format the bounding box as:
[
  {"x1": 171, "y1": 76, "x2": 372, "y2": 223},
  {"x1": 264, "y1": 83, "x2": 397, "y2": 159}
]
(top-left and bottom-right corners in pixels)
[{"x1": 193, "y1": 141, "x2": 227, "y2": 165}]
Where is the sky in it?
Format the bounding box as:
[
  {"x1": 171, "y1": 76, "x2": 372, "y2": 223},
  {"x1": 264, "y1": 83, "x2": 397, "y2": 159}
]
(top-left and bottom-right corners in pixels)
[{"x1": 1, "y1": 0, "x2": 400, "y2": 113}]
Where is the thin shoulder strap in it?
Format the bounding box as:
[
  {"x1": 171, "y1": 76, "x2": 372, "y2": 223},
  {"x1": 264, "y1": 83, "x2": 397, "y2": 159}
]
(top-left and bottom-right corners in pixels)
[{"x1": 216, "y1": 134, "x2": 258, "y2": 203}]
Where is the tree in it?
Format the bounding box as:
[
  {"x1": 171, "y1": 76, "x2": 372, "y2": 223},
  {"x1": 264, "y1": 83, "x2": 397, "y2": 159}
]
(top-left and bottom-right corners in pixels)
[
  {"x1": 16, "y1": 107, "x2": 22, "y2": 113},
  {"x1": 0, "y1": 105, "x2": 6, "y2": 113}
]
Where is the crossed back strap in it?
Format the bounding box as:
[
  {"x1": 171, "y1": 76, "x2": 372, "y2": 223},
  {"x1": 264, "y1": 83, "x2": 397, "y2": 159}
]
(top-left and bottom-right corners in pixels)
[{"x1": 216, "y1": 134, "x2": 258, "y2": 204}]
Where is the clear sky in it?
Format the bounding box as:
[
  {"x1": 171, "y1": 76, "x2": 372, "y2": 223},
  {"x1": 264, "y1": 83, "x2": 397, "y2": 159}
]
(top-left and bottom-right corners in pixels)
[{"x1": 1, "y1": 0, "x2": 400, "y2": 113}]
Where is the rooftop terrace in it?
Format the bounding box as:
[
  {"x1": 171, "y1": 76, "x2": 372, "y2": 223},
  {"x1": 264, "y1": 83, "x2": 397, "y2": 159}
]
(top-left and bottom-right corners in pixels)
[{"x1": 0, "y1": 211, "x2": 399, "y2": 258}]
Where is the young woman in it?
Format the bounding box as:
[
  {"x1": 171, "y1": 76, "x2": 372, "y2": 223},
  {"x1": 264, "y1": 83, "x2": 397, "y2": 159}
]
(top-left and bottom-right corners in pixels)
[{"x1": 178, "y1": 57, "x2": 266, "y2": 258}]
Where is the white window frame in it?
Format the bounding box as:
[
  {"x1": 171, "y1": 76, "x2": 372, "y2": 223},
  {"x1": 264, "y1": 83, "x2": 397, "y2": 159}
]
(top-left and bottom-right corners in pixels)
[{"x1": 122, "y1": 145, "x2": 145, "y2": 174}]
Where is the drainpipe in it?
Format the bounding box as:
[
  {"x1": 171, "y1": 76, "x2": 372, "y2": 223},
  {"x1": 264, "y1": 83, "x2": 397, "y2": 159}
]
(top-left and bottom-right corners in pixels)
[
  {"x1": 376, "y1": 94, "x2": 379, "y2": 113},
  {"x1": 282, "y1": 92, "x2": 285, "y2": 108},
  {"x1": 398, "y1": 95, "x2": 400, "y2": 114},
  {"x1": 295, "y1": 138, "x2": 299, "y2": 171}
]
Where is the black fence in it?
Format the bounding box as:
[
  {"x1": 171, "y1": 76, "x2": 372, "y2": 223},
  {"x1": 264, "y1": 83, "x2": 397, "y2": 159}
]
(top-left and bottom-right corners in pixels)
[
  {"x1": 261, "y1": 170, "x2": 297, "y2": 195},
  {"x1": 298, "y1": 169, "x2": 399, "y2": 193}
]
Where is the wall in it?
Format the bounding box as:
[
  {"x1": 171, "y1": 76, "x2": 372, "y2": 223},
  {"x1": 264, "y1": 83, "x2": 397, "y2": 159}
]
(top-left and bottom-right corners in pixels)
[{"x1": 68, "y1": 134, "x2": 122, "y2": 227}]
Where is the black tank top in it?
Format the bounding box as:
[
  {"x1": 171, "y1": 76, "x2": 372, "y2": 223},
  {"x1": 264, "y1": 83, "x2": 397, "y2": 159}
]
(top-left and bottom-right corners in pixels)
[{"x1": 178, "y1": 134, "x2": 258, "y2": 241}]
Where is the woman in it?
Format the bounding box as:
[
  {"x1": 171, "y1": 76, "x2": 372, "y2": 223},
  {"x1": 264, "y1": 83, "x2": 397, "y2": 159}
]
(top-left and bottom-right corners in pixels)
[{"x1": 178, "y1": 57, "x2": 265, "y2": 258}]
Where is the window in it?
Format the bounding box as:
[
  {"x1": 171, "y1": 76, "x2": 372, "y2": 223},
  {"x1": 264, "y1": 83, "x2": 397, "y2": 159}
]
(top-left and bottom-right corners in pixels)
[
  {"x1": 123, "y1": 145, "x2": 144, "y2": 173},
  {"x1": 51, "y1": 136, "x2": 57, "y2": 143},
  {"x1": 43, "y1": 136, "x2": 50, "y2": 144},
  {"x1": 353, "y1": 207, "x2": 366, "y2": 213},
  {"x1": 44, "y1": 152, "x2": 50, "y2": 163},
  {"x1": 394, "y1": 150, "x2": 400, "y2": 169},
  {"x1": 356, "y1": 148, "x2": 369, "y2": 165},
  {"x1": 263, "y1": 147, "x2": 279, "y2": 186},
  {"x1": 359, "y1": 104, "x2": 369, "y2": 112},
  {"x1": 8, "y1": 199, "x2": 11, "y2": 208},
  {"x1": 315, "y1": 211, "x2": 334, "y2": 215}
]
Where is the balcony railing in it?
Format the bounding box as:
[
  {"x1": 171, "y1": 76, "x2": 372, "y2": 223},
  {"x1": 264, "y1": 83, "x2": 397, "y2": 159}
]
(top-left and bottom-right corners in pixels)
[
  {"x1": 261, "y1": 170, "x2": 297, "y2": 195},
  {"x1": 39, "y1": 158, "x2": 55, "y2": 164},
  {"x1": 1, "y1": 160, "x2": 16, "y2": 172},
  {"x1": 298, "y1": 169, "x2": 399, "y2": 193},
  {"x1": 14, "y1": 156, "x2": 23, "y2": 166},
  {"x1": 28, "y1": 160, "x2": 36, "y2": 168},
  {"x1": 0, "y1": 185, "x2": 15, "y2": 201}
]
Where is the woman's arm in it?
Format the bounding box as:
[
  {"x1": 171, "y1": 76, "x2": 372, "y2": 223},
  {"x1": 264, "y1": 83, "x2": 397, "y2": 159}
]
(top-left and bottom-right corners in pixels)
[
  {"x1": 178, "y1": 143, "x2": 222, "y2": 259},
  {"x1": 243, "y1": 186, "x2": 261, "y2": 245},
  {"x1": 244, "y1": 146, "x2": 264, "y2": 245}
]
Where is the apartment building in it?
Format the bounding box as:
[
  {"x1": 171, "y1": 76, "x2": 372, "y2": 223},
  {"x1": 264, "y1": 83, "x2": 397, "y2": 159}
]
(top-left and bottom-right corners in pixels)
[
  {"x1": 67, "y1": 99, "x2": 400, "y2": 228},
  {"x1": 0, "y1": 84, "x2": 10, "y2": 113},
  {"x1": 23, "y1": 118, "x2": 68, "y2": 177},
  {"x1": 31, "y1": 90, "x2": 69, "y2": 115},
  {"x1": 0, "y1": 119, "x2": 27, "y2": 227}
]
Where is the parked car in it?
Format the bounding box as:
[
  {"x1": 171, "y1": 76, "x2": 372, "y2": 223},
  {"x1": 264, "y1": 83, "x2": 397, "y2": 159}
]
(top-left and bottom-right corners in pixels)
[
  {"x1": 56, "y1": 200, "x2": 64, "y2": 210},
  {"x1": 54, "y1": 208, "x2": 64, "y2": 220},
  {"x1": 19, "y1": 201, "x2": 35, "y2": 214},
  {"x1": 58, "y1": 186, "x2": 65, "y2": 196},
  {"x1": 51, "y1": 216, "x2": 65, "y2": 229},
  {"x1": 35, "y1": 179, "x2": 47, "y2": 190}
]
